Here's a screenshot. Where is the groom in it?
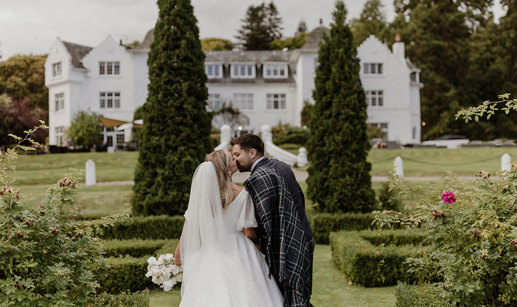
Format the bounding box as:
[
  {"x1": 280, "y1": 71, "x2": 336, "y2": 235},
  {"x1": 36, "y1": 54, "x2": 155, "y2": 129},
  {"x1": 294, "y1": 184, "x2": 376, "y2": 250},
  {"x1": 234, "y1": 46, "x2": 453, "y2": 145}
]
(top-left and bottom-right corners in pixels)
[{"x1": 231, "y1": 134, "x2": 314, "y2": 307}]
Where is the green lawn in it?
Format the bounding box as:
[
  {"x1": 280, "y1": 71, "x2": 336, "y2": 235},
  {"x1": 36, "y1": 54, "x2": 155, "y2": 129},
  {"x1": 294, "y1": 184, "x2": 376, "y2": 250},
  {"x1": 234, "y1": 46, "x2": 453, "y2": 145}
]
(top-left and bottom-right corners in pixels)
[
  {"x1": 148, "y1": 244, "x2": 396, "y2": 307},
  {"x1": 18, "y1": 184, "x2": 132, "y2": 216},
  {"x1": 10, "y1": 147, "x2": 517, "y2": 185}
]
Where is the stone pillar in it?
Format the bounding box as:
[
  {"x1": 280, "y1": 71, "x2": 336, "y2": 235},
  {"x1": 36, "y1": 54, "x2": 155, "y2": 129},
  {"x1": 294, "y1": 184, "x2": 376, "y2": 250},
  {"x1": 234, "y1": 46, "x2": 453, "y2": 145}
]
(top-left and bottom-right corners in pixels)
[
  {"x1": 297, "y1": 147, "x2": 308, "y2": 167},
  {"x1": 261, "y1": 125, "x2": 273, "y2": 143},
  {"x1": 501, "y1": 153, "x2": 511, "y2": 172},
  {"x1": 394, "y1": 156, "x2": 404, "y2": 177},
  {"x1": 85, "y1": 159, "x2": 96, "y2": 186},
  {"x1": 220, "y1": 125, "x2": 232, "y2": 145}
]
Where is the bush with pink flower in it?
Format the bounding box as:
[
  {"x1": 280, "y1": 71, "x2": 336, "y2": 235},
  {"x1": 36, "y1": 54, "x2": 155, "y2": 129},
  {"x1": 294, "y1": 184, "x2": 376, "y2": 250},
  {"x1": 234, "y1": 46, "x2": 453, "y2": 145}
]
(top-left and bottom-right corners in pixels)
[{"x1": 374, "y1": 170, "x2": 517, "y2": 306}]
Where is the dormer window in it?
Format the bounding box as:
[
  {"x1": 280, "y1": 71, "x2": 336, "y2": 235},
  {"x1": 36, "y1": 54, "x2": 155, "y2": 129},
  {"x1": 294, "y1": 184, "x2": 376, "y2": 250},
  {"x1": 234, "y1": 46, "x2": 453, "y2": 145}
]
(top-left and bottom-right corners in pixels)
[
  {"x1": 52, "y1": 62, "x2": 62, "y2": 77},
  {"x1": 205, "y1": 63, "x2": 222, "y2": 79},
  {"x1": 231, "y1": 63, "x2": 255, "y2": 79},
  {"x1": 410, "y1": 71, "x2": 419, "y2": 82},
  {"x1": 99, "y1": 61, "x2": 120, "y2": 75},
  {"x1": 363, "y1": 63, "x2": 383, "y2": 75},
  {"x1": 264, "y1": 63, "x2": 288, "y2": 78}
]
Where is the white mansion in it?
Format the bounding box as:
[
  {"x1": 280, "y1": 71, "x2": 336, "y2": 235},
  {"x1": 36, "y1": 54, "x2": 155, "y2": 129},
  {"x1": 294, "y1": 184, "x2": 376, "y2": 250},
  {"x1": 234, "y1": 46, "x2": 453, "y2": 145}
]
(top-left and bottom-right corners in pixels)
[{"x1": 45, "y1": 28, "x2": 422, "y2": 148}]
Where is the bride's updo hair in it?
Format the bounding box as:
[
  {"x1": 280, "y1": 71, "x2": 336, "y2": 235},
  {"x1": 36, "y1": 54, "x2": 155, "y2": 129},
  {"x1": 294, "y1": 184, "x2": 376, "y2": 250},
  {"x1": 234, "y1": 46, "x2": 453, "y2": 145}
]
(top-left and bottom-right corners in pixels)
[{"x1": 205, "y1": 150, "x2": 234, "y2": 208}]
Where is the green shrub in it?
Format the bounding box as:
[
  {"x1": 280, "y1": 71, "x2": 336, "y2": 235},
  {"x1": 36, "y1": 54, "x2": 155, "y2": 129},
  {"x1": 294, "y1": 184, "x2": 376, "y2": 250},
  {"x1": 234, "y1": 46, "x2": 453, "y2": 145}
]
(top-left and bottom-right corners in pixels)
[
  {"x1": 97, "y1": 240, "x2": 179, "y2": 293},
  {"x1": 375, "y1": 171, "x2": 517, "y2": 305},
  {"x1": 377, "y1": 181, "x2": 402, "y2": 211},
  {"x1": 98, "y1": 215, "x2": 184, "y2": 240},
  {"x1": 395, "y1": 283, "x2": 453, "y2": 307},
  {"x1": 329, "y1": 230, "x2": 430, "y2": 287},
  {"x1": 309, "y1": 212, "x2": 375, "y2": 244},
  {"x1": 102, "y1": 239, "x2": 168, "y2": 258},
  {"x1": 97, "y1": 256, "x2": 151, "y2": 293},
  {"x1": 88, "y1": 291, "x2": 150, "y2": 307}
]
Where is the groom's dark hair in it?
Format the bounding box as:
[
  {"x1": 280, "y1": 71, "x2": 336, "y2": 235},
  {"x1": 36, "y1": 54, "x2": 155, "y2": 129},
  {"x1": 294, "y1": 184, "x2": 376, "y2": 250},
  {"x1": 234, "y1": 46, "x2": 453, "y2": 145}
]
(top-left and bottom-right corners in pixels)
[{"x1": 230, "y1": 134, "x2": 264, "y2": 155}]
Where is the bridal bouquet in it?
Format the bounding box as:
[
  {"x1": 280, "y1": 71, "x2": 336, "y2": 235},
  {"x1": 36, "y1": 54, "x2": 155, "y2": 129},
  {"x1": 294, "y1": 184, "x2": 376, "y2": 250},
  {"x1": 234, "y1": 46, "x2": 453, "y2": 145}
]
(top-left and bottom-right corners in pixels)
[{"x1": 145, "y1": 254, "x2": 183, "y2": 291}]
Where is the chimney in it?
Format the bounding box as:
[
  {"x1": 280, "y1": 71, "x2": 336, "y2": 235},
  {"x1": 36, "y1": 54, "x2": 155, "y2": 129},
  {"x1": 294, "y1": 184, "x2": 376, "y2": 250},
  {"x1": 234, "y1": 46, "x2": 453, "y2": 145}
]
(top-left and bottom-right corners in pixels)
[{"x1": 392, "y1": 33, "x2": 405, "y2": 61}]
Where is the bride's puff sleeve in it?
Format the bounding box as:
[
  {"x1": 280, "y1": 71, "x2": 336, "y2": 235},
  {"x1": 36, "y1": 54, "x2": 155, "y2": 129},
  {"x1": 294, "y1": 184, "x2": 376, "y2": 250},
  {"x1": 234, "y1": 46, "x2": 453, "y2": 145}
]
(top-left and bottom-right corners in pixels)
[{"x1": 236, "y1": 193, "x2": 258, "y2": 231}]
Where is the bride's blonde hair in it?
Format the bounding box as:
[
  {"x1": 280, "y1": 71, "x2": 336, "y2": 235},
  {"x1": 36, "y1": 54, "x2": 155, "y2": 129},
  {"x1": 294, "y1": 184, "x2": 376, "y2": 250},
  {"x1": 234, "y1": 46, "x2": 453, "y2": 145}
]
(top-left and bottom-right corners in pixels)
[{"x1": 205, "y1": 150, "x2": 233, "y2": 208}]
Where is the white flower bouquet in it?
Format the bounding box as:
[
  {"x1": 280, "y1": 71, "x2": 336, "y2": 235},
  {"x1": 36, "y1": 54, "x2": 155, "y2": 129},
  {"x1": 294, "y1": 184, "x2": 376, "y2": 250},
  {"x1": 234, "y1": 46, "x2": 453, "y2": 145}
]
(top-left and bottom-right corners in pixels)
[{"x1": 145, "y1": 254, "x2": 183, "y2": 292}]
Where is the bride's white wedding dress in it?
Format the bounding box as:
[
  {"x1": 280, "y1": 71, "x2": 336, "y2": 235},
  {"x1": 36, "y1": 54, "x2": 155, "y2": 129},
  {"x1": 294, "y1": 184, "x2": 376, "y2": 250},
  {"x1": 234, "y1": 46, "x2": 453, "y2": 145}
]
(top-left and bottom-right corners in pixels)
[{"x1": 179, "y1": 162, "x2": 283, "y2": 307}]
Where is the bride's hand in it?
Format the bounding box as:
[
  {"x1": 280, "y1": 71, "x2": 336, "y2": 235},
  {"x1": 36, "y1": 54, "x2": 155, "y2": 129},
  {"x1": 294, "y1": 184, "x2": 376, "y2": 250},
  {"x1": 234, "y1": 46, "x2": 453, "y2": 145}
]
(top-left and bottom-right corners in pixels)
[
  {"x1": 243, "y1": 227, "x2": 257, "y2": 241},
  {"x1": 174, "y1": 241, "x2": 182, "y2": 266}
]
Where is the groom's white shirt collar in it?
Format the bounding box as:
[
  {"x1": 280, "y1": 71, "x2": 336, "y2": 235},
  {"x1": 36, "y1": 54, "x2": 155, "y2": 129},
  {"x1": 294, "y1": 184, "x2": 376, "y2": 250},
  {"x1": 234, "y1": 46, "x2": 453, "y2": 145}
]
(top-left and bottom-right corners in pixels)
[{"x1": 251, "y1": 156, "x2": 265, "y2": 173}]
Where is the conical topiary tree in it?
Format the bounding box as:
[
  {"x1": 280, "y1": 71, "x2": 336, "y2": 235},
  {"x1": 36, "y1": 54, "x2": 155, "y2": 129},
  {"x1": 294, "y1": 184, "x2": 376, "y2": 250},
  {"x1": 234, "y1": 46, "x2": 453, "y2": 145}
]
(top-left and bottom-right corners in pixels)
[
  {"x1": 131, "y1": 0, "x2": 213, "y2": 216},
  {"x1": 306, "y1": 0, "x2": 375, "y2": 213}
]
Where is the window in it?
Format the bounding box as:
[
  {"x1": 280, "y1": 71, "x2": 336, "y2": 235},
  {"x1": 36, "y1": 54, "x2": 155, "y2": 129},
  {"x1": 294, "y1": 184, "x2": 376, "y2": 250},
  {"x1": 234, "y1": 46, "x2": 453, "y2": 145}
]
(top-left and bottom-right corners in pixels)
[
  {"x1": 266, "y1": 93, "x2": 286, "y2": 110},
  {"x1": 205, "y1": 64, "x2": 222, "y2": 78},
  {"x1": 55, "y1": 93, "x2": 65, "y2": 111},
  {"x1": 116, "y1": 133, "x2": 125, "y2": 144},
  {"x1": 366, "y1": 90, "x2": 384, "y2": 106},
  {"x1": 52, "y1": 62, "x2": 62, "y2": 77},
  {"x1": 233, "y1": 93, "x2": 253, "y2": 110},
  {"x1": 99, "y1": 61, "x2": 120, "y2": 75},
  {"x1": 56, "y1": 126, "x2": 64, "y2": 146},
  {"x1": 410, "y1": 72, "x2": 418, "y2": 82},
  {"x1": 100, "y1": 92, "x2": 121, "y2": 109},
  {"x1": 208, "y1": 93, "x2": 222, "y2": 110},
  {"x1": 363, "y1": 63, "x2": 383, "y2": 75},
  {"x1": 264, "y1": 63, "x2": 288, "y2": 78},
  {"x1": 412, "y1": 126, "x2": 417, "y2": 140},
  {"x1": 231, "y1": 64, "x2": 255, "y2": 78}
]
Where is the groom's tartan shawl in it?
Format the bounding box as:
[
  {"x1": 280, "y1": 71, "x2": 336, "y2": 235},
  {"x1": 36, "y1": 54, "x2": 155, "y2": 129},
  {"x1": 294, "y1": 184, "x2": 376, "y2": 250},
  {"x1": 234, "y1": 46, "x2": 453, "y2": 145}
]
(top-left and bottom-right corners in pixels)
[{"x1": 244, "y1": 167, "x2": 313, "y2": 307}]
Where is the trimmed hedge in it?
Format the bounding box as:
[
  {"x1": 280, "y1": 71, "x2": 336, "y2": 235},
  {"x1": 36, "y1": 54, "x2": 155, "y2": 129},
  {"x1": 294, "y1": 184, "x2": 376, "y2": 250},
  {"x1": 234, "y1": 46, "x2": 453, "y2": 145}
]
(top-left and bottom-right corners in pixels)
[
  {"x1": 330, "y1": 230, "x2": 430, "y2": 287},
  {"x1": 99, "y1": 215, "x2": 184, "y2": 240},
  {"x1": 102, "y1": 239, "x2": 168, "y2": 258},
  {"x1": 395, "y1": 283, "x2": 453, "y2": 307},
  {"x1": 89, "y1": 291, "x2": 150, "y2": 306},
  {"x1": 97, "y1": 240, "x2": 179, "y2": 293},
  {"x1": 309, "y1": 212, "x2": 375, "y2": 244}
]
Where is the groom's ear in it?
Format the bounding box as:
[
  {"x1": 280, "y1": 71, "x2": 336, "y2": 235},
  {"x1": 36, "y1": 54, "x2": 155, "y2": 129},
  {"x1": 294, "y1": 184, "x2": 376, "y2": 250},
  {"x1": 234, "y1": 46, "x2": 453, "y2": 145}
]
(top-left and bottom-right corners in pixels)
[{"x1": 249, "y1": 148, "x2": 257, "y2": 159}]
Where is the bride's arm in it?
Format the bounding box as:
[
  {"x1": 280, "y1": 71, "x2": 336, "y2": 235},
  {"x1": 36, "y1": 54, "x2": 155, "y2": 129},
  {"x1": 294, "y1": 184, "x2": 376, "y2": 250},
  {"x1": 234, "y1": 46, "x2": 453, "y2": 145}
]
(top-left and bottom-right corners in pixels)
[{"x1": 174, "y1": 234, "x2": 182, "y2": 266}]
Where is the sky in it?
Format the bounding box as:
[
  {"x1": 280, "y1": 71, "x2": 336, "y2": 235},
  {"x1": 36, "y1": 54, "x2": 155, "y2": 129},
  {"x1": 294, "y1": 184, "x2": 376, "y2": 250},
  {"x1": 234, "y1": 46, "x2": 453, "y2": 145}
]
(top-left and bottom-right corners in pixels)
[{"x1": 0, "y1": 0, "x2": 505, "y2": 60}]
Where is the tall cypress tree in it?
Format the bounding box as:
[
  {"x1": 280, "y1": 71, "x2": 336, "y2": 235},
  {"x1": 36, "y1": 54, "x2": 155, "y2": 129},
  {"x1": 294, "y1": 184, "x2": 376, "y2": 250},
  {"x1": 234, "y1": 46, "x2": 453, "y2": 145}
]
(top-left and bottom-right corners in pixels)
[
  {"x1": 131, "y1": 0, "x2": 212, "y2": 216},
  {"x1": 306, "y1": 1, "x2": 375, "y2": 213}
]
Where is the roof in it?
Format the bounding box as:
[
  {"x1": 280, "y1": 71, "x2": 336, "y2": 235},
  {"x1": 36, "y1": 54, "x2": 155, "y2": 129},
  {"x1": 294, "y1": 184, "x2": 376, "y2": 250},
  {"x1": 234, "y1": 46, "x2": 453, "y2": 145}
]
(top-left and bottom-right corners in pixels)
[
  {"x1": 205, "y1": 50, "x2": 294, "y2": 64},
  {"x1": 300, "y1": 26, "x2": 329, "y2": 50},
  {"x1": 62, "y1": 41, "x2": 92, "y2": 69},
  {"x1": 134, "y1": 29, "x2": 154, "y2": 50}
]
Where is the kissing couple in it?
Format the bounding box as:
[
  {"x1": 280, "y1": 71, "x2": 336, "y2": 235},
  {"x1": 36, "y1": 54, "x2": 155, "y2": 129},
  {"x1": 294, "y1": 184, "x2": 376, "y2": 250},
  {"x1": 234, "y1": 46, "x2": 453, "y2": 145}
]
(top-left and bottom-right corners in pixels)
[{"x1": 174, "y1": 133, "x2": 314, "y2": 307}]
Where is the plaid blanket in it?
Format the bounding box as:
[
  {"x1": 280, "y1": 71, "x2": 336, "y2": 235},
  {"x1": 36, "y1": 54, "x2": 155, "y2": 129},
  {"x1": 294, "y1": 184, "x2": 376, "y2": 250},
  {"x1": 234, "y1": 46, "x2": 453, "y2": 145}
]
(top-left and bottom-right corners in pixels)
[{"x1": 244, "y1": 167, "x2": 313, "y2": 307}]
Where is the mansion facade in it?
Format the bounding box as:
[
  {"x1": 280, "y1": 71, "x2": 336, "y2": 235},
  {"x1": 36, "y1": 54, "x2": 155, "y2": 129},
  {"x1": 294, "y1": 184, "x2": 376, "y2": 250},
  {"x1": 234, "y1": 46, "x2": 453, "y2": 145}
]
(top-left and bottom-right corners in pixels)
[{"x1": 45, "y1": 28, "x2": 422, "y2": 148}]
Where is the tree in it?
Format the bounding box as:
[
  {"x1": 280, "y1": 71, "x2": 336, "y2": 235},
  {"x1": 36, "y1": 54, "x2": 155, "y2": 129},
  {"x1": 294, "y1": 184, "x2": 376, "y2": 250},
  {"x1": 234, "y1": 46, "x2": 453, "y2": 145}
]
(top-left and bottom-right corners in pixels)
[
  {"x1": 296, "y1": 20, "x2": 307, "y2": 35},
  {"x1": 0, "y1": 97, "x2": 47, "y2": 148},
  {"x1": 270, "y1": 32, "x2": 308, "y2": 50},
  {"x1": 236, "y1": 2, "x2": 283, "y2": 50},
  {"x1": 306, "y1": 1, "x2": 375, "y2": 213},
  {"x1": 390, "y1": 0, "x2": 494, "y2": 140},
  {"x1": 0, "y1": 55, "x2": 48, "y2": 111},
  {"x1": 67, "y1": 111, "x2": 102, "y2": 149},
  {"x1": 350, "y1": 0, "x2": 389, "y2": 47},
  {"x1": 201, "y1": 38, "x2": 234, "y2": 51},
  {"x1": 131, "y1": 0, "x2": 213, "y2": 216}
]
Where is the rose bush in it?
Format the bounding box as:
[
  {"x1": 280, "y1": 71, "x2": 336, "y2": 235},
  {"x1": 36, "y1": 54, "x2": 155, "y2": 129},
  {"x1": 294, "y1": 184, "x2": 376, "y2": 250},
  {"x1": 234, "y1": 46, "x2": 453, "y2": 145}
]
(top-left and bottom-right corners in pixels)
[
  {"x1": 0, "y1": 124, "x2": 121, "y2": 306},
  {"x1": 375, "y1": 170, "x2": 517, "y2": 306}
]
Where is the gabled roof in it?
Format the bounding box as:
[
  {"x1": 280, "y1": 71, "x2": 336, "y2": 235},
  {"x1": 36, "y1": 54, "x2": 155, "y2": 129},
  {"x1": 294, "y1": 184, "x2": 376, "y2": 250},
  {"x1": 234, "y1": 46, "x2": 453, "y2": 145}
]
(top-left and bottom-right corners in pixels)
[
  {"x1": 300, "y1": 26, "x2": 329, "y2": 51},
  {"x1": 205, "y1": 50, "x2": 293, "y2": 63},
  {"x1": 62, "y1": 41, "x2": 92, "y2": 69},
  {"x1": 133, "y1": 29, "x2": 154, "y2": 50}
]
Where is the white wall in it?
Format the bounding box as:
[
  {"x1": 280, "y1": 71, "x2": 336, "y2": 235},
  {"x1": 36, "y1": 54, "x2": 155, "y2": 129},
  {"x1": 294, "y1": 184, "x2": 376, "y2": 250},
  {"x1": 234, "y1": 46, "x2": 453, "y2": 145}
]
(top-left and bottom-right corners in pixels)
[
  {"x1": 81, "y1": 36, "x2": 135, "y2": 122},
  {"x1": 208, "y1": 83, "x2": 296, "y2": 132},
  {"x1": 358, "y1": 36, "x2": 416, "y2": 144}
]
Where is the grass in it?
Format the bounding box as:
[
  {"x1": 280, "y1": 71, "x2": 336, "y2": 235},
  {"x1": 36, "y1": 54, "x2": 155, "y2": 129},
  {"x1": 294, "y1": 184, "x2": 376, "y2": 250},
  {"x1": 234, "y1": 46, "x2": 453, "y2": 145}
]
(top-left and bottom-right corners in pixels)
[
  {"x1": 148, "y1": 244, "x2": 396, "y2": 307},
  {"x1": 18, "y1": 184, "x2": 132, "y2": 216},
  {"x1": 10, "y1": 147, "x2": 517, "y2": 186}
]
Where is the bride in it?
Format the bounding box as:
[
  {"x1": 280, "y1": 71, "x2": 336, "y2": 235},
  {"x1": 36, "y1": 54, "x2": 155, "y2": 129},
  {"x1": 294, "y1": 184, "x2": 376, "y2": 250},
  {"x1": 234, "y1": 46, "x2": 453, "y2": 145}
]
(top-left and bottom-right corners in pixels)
[{"x1": 174, "y1": 150, "x2": 283, "y2": 306}]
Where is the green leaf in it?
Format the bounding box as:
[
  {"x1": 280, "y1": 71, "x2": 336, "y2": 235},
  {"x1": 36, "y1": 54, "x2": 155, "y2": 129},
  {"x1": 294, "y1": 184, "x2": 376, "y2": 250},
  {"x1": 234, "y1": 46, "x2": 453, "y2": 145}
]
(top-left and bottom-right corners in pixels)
[
  {"x1": 498, "y1": 93, "x2": 510, "y2": 100},
  {"x1": 8, "y1": 134, "x2": 22, "y2": 141}
]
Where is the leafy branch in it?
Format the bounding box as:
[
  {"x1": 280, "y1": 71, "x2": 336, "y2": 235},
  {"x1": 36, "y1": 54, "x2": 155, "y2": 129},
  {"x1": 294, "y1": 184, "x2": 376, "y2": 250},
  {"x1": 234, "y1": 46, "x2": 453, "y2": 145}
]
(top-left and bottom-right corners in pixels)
[{"x1": 455, "y1": 93, "x2": 517, "y2": 122}]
